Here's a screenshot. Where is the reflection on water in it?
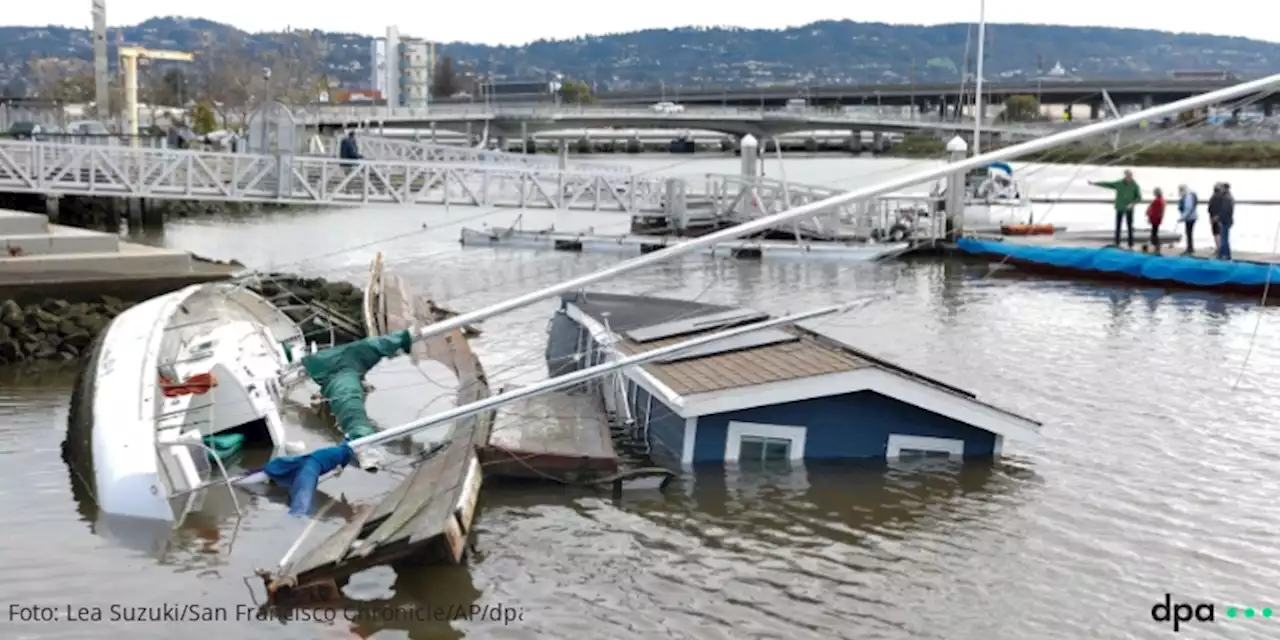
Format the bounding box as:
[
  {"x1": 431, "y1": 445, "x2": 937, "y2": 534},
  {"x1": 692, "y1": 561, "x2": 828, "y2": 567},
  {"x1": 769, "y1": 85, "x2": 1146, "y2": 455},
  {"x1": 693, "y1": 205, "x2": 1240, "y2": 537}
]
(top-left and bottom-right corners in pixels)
[{"x1": 5, "y1": 156, "x2": 1280, "y2": 638}]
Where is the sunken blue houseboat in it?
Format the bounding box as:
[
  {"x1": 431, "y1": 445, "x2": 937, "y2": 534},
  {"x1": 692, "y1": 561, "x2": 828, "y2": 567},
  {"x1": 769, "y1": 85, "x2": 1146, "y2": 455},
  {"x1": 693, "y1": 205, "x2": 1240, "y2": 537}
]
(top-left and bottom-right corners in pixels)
[{"x1": 545, "y1": 292, "x2": 1040, "y2": 468}]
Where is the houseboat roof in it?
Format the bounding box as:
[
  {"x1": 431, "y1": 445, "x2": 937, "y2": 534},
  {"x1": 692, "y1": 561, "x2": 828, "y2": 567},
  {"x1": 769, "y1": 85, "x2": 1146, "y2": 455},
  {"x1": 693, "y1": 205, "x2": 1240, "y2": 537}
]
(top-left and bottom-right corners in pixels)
[{"x1": 564, "y1": 292, "x2": 1041, "y2": 443}]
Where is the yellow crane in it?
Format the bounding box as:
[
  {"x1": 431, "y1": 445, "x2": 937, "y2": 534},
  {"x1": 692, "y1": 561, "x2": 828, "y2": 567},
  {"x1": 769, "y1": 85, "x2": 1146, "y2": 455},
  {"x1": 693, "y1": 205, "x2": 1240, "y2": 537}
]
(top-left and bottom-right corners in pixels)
[{"x1": 118, "y1": 46, "x2": 194, "y2": 141}]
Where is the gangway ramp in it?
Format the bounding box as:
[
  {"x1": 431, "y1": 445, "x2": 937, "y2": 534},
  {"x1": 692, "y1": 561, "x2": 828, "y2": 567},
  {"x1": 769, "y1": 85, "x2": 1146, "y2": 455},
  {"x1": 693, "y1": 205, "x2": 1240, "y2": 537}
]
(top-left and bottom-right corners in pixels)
[{"x1": 0, "y1": 140, "x2": 666, "y2": 214}]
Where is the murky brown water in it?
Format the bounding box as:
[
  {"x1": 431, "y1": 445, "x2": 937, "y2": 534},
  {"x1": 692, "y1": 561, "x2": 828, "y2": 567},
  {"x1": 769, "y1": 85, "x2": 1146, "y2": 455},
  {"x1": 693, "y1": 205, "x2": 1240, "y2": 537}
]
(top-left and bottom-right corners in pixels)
[{"x1": 4, "y1": 156, "x2": 1280, "y2": 639}]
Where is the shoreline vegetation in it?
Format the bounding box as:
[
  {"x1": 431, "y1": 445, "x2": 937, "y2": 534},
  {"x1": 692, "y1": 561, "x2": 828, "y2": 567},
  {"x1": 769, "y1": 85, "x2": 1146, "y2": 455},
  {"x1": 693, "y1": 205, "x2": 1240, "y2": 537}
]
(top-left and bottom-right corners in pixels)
[{"x1": 884, "y1": 136, "x2": 1280, "y2": 169}]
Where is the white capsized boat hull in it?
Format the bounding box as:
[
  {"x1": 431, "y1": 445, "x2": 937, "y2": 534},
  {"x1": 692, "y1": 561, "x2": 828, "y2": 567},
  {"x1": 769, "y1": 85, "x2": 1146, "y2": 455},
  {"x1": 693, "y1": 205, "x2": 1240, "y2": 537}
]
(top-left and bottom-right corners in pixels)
[{"x1": 86, "y1": 282, "x2": 305, "y2": 522}]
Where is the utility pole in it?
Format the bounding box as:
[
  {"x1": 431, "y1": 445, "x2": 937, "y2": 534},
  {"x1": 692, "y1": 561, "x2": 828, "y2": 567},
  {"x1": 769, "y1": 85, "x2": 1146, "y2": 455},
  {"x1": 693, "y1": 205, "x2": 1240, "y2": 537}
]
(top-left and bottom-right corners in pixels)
[
  {"x1": 910, "y1": 56, "x2": 917, "y2": 119},
  {"x1": 92, "y1": 0, "x2": 109, "y2": 120}
]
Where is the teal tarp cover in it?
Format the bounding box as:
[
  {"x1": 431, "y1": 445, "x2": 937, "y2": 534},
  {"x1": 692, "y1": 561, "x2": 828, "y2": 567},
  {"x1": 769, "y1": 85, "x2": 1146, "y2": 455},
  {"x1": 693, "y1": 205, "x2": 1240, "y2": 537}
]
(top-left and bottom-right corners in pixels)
[
  {"x1": 301, "y1": 329, "x2": 413, "y2": 440},
  {"x1": 203, "y1": 433, "x2": 245, "y2": 461}
]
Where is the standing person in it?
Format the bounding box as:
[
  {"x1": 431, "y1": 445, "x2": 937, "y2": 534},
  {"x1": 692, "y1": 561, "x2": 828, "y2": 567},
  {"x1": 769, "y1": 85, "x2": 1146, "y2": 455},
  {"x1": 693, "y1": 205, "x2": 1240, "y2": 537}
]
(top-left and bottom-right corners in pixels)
[
  {"x1": 1090, "y1": 169, "x2": 1142, "y2": 249},
  {"x1": 1207, "y1": 183, "x2": 1225, "y2": 255},
  {"x1": 1216, "y1": 183, "x2": 1235, "y2": 260},
  {"x1": 1176, "y1": 184, "x2": 1198, "y2": 255},
  {"x1": 1144, "y1": 188, "x2": 1166, "y2": 253},
  {"x1": 339, "y1": 131, "x2": 362, "y2": 174}
]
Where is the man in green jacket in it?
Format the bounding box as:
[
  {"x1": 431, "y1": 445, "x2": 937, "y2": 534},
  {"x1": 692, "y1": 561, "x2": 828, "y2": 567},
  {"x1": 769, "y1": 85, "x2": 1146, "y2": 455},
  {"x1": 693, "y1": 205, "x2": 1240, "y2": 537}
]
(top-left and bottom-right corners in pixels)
[{"x1": 1090, "y1": 170, "x2": 1142, "y2": 249}]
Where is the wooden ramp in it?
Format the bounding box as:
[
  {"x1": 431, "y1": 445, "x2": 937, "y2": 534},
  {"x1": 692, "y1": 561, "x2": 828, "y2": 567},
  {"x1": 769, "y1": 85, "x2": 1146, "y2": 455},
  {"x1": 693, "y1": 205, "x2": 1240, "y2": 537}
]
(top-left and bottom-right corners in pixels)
[{"x1": 262, "y1": 256, "x2": 492, "y2": 604}]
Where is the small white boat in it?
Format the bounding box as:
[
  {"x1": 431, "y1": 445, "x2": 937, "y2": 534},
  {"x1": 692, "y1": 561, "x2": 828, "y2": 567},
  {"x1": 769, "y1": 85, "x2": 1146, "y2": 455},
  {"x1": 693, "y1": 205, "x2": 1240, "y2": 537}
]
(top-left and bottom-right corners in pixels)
[{"x1": 84, "y1": 282, "x2": 306, "y2": 522}]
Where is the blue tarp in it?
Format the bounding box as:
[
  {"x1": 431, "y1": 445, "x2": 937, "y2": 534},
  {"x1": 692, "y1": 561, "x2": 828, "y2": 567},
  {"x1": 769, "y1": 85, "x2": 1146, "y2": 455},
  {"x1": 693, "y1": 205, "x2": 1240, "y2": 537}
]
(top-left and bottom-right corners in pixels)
[
  {"x1": 262, "y1": 443, "x2": 357, "y2": 516},
  {"x1": 988, "y1": 162, "x2": 1014, "y2": 175},
  {"x1": 955, "y1": 238, "x2": 1280, "y2": 288}
]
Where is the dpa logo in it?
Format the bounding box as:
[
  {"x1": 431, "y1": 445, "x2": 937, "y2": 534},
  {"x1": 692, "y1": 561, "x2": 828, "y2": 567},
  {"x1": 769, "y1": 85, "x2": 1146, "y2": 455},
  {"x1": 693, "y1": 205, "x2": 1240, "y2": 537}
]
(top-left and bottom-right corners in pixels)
[{"x1": 1151, "y1": 594, "x2": 1214, "y2": 632}]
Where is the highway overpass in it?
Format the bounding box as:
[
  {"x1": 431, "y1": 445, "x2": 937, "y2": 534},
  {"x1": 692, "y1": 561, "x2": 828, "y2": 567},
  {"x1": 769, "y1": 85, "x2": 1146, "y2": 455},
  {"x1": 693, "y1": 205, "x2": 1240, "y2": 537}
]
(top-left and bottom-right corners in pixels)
[
  {"x1": 295, "y1": 104, "x2": 1061, "y2": 140},
  {"x1": 551, "y1": 79, "x2": 1268, "y2": 111}
]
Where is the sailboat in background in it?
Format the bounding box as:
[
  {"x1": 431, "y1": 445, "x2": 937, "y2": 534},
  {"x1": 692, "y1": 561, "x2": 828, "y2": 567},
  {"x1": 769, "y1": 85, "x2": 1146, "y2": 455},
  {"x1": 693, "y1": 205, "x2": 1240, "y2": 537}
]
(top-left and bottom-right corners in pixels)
[{"x1": 940, "y1": 3, "x2": 1038, "y2": 229}]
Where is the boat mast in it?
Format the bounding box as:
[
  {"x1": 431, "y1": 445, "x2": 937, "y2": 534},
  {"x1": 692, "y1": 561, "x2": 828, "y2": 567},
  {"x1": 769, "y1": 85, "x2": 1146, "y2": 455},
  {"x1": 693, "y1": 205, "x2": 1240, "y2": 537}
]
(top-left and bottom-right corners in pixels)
[
  {"x1": 345, "y1": 298, "x2": 882, "y2": 450},
  {"x1": 973, "y1": 0, "x2": 987, "y2": 155}
]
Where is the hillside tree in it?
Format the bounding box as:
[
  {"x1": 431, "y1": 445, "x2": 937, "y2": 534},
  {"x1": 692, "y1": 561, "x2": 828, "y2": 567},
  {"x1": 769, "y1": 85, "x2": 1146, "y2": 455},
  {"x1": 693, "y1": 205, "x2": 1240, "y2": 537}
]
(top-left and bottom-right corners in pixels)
[
  {"x1": 432, "y1": 56, "x2": 459, "y2": 97},
  {"x1": 1000, "y1": 94, "x2": 1041, "y2": 122},
  {"x1": 27, "y1": 57, "x2": 94, "y2": 103},
  {"x1": 559, "y1": 80, "x2": 594, "y2": 104}
]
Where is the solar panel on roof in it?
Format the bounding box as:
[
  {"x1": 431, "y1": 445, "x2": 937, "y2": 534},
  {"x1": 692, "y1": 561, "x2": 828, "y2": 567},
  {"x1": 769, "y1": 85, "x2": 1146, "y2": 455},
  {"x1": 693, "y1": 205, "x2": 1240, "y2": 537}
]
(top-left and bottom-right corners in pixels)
[
  {"x1": 653, "y1": 329, "x2": 799, "y2": 364},
  {"x1": 625, "y1": 308, "x2": 768, "y2": 343}
]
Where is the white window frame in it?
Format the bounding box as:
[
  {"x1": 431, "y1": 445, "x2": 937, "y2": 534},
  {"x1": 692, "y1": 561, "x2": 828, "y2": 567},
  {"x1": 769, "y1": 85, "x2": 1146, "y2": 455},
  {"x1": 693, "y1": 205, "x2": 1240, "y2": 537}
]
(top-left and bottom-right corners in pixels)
[
  {"x1": 725, "y1": 421, "x2": 806, "y2": 462},
  {"x1": 886, "y1": 434, "x2": 964, "y2": 460}
]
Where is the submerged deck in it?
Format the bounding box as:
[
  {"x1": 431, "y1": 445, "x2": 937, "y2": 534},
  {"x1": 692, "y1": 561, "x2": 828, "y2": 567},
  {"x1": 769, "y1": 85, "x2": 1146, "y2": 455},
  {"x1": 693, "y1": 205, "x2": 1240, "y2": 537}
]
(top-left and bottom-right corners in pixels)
[
  {"x1": 264, "y1": 263, "x2": 492, "y2": 604},
  {"x1": 480, "y1": 387, "x2": 618, "y2": 481}
]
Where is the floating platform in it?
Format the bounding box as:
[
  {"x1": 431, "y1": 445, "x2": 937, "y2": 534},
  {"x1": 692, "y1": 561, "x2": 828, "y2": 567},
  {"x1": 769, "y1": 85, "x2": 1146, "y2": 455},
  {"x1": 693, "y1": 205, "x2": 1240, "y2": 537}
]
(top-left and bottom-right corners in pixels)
[
  {"x1": 479, "y1": 387, "x2": 619, "y2": 482},
  {"x1": 955, "y1": 237, "x2": 1280, "y2": 295},
  {"x1": 460, "y1": 226, "x2": 910, "y2": 261},
  {"x1": 0, "y1": 209, "x2": 240, "y2": 298},
  {"x1": 263, "y1": 258, "x2": 493, "y2": 605}
]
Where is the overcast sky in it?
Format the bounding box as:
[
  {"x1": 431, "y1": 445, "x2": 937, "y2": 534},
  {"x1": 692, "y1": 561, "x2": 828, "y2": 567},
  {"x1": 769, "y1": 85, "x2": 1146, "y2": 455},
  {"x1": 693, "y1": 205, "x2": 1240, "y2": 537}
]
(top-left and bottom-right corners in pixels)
[{"x1": 7, "y1": 1, "x2": 1275, "y2": 46}]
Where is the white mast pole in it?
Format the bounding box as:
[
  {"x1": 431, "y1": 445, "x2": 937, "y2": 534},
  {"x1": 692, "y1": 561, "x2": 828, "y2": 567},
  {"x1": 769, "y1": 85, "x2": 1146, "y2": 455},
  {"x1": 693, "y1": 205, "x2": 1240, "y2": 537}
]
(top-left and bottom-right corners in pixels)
[
  {"x1": 396, "y1": 74, "x2": 1280, "y2": 346},
  {"x1": 973, "y1": 0, "x2": 987, "y2": 155},
  {"x1": 348, "y1": 297, "x2": 881, "y2": 450}
]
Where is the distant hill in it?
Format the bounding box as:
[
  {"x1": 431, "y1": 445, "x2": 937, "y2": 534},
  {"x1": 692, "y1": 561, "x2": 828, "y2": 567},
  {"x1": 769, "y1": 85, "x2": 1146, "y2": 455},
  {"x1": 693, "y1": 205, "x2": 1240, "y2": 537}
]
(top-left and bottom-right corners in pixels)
[{"x1": 1, "y1": 16, "x2": 1277, "y2": 97}]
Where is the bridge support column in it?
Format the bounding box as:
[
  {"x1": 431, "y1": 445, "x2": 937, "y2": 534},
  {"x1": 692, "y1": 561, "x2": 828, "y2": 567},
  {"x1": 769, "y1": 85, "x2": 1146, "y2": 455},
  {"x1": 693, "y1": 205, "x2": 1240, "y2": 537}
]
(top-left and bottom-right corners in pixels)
[
  {"x1": 871, "y1": 132, "x2": 885, "y2": 153},
  {"x1": 1090, "y1": 103, "x2": 1101, "y2": 120},
  {"x1": 44, "y1": 196, "x2": 60, "y2": 223},
  {"x1": 558, "y1": 141, "x2": 570, "y2": 170},
  {"x1": 127, "y1": 198, "x2": 143, "y2": 228},
  {"x1": 846, "y1": 131, "x2": 862, "y2": 153},
  {"x1": 938, "y1": 100, "x2": 948, "y2": 119},
  {"x1": 1266, "y1": 103, "x2": 1275, "y2": 118},
  {"x1": 520, "y1": 122, "x2": 529, "y2": 154},
  {"x1": 1142, "y1": 94, "x2": 1154, "y2": 110},
  {"x1": 141, "y1": 199, "x2": 164, "y2": 229},
  {"x1": 430, "y1": 122, "x2": 437, "y2": 144}
]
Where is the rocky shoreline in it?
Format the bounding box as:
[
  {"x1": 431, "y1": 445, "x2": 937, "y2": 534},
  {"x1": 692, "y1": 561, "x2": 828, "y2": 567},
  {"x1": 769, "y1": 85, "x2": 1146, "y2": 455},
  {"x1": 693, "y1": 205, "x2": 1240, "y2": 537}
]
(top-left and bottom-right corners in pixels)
[{"x1": 0, "y1": 275, "x2": 367, "y2": 366}]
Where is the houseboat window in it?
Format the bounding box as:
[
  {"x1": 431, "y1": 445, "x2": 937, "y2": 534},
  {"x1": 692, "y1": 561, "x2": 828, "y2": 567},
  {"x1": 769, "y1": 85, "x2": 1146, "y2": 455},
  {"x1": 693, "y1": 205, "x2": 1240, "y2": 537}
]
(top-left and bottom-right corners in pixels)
[
  {"x1": 896, "y1": 448, "x2": 953, "y2": 460},
  {"x1": 739, "y1": 436, "x2": 791, "y2": 462}
]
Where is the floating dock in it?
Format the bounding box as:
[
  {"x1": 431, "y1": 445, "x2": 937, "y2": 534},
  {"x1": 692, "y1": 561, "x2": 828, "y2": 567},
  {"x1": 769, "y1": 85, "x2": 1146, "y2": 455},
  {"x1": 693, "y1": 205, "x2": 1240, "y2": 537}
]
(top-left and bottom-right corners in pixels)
[
  {"x1": 955, "y1": 236, "x2": 1280, "y2": 296},
  {"x1": 460, "y1": 226, "x2": 910, "y2": 261},
  {"x1": 0, "y1": 208, "x2": 240, "y2": 298},
  {"x1": 479, "y1": 387, "x2": 619, "y2": 482},
  {"x1": 262, "y1": 261, "x2": 492, "y2": 605}
]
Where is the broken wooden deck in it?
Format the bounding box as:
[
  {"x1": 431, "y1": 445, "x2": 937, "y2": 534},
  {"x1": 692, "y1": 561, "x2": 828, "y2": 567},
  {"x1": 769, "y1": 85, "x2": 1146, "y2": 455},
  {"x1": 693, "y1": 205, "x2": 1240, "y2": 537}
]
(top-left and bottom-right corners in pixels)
[
  {"x1": 479, "y1": 387, "x2": 619, "y2": 482},
  {"x1": 263, "y1": 258, "x2": 492, "y2": 604}
]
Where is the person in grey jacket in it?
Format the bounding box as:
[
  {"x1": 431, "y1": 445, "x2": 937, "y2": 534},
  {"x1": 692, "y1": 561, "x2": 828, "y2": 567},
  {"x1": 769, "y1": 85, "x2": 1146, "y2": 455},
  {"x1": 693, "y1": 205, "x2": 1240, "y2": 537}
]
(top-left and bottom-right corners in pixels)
[{"x1": 1176, "y1": 184, "x2": 1198, "y2": 254}]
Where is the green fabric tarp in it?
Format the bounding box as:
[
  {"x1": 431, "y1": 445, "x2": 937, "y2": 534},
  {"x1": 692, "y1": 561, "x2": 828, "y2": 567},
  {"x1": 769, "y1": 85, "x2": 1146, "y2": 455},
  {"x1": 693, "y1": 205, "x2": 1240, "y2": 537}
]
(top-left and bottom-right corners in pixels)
[
  {"x1": 300, "y1": 329, "x2": 413, "y2": 441},
  {"x1": 203, "y1": 433, "x2": 245, "y2": 461}
]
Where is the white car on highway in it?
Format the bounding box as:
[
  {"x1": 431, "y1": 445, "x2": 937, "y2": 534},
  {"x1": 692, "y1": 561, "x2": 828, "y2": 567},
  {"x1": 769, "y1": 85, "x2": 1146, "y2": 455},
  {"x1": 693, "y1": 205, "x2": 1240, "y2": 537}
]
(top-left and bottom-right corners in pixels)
[{"x1": 649, "y1": 101, "x2": 685, "y2": 114}]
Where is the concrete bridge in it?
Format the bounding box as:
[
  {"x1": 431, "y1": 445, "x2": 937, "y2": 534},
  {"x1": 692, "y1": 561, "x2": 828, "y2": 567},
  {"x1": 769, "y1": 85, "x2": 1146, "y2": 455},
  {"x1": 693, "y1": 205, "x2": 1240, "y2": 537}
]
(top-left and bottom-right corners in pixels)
[{"x1": 294, "y1": 104, "x2": 1059, "y2": 142}]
